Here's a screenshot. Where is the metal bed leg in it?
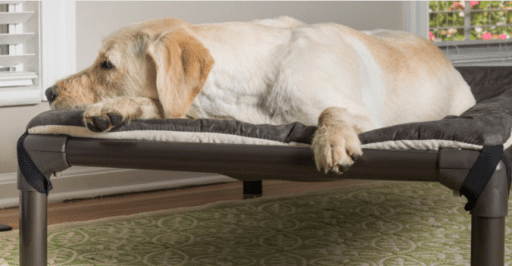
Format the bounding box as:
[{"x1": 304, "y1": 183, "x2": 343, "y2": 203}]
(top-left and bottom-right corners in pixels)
[
  {"x1": 19, "y1": 190, "x2": 47, "y2": 266},
  {"x1": 471, "y1": 216, "x2": 504, "y2": 265},
  {"x1": 17, "y1": 168, "x2": 48, "y2": 266},
  {"x1": 469, "y1": 162, "x2": 509, "y2": 266},
  {"x1": 17, "y1": 134, "x2": 69, "y2": 266},
  {"x1": 243, "y1": 180, "x2": 262, "y2": 199},
  {"x1": 439, "y1": 149, "x2": 510, "y2": 266}
]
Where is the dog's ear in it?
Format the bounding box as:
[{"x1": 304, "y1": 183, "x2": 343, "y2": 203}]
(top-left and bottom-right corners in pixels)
[{"x1": 147, "y1": 28, "x2": 214, "y2": 118}]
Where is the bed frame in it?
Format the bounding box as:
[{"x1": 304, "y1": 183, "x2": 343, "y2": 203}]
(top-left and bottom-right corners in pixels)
[{"x1": 17, "y1": 133, "x2": 510, "y2": 266}]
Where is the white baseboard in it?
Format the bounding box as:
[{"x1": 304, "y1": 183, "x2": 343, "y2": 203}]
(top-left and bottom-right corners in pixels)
[{"x1": 0, "y1": 167, "x2": 237, "y2": 209}]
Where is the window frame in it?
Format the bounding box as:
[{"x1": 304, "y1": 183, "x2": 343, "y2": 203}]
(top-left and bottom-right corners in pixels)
[
  {"x1": 406, "y1": 1, "x2": 512, "y2": 66},
  {"x1": 406, "y1": 1, "x2": 430, "y2": 40},
  {"x1": 0, "y1": 0, "x2": 76, "y2": 107}
]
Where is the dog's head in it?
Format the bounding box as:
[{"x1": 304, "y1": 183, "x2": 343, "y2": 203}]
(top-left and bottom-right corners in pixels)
[{"x1": 46, "y1": 18, "x2": 214, "y2": 118}]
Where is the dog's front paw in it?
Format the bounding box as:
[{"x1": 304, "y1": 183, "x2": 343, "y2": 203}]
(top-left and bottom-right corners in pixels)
[
  {"x1": 312, "y1": 126, "x2": 362, "y2": 174},
  {"x1": 83, "y1": 104, "x2": 125, "y2": 132}
]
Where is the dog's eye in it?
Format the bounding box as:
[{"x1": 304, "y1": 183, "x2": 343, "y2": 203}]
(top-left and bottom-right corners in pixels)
[{"x1": 100, "y1": 61, "x2": 114, "y2": 69}]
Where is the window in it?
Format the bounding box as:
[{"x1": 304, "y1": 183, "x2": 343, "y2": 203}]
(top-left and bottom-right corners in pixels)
[
  {"x1": 429, "y1": 1, "x2": 511, "y2": 43},
  {"x1": 0, "y1": 0, "x2": 76, "y2": 107},
  {"x1": 427, "y1": 1, "x2": 512, "y2": 66},
  {"x1": 0, "y1": 0, "x2": 40, "y2": 106},
  {"x1": 0, "y1": 1, "x2": 38, "y2": 85}
]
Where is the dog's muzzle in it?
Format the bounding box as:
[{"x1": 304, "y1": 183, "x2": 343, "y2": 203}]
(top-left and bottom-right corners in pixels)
[{"x1": 45, "y1": 86, "x2": 57, "y2": 105}]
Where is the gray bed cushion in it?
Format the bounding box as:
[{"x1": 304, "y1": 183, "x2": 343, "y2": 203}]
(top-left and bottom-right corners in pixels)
[
  {"x1": 26, "y1": 67, "x2": 512, "y2": 150},
  {"x1": 27, "y1": 109, "x2": 317, "y2": 145}
]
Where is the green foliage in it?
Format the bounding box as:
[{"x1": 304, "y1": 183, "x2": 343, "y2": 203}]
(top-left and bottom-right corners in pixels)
[{"x1": 429, "y1": 1, "x2": 512, "y2": 42}]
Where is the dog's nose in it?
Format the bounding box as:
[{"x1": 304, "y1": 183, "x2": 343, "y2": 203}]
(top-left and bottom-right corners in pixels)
[{"x1": 45, "y1": 86, "x2": 57, "y2": 104}]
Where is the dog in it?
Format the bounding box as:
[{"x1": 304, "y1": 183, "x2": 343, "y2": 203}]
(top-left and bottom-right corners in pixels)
[{"x1": 45, "y1": 16, "x2": 476, "y2": 174}]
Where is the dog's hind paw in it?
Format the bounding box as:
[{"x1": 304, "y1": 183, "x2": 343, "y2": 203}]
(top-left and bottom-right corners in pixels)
[{"x1": 311, "y1": 125, "x2": 362, "y2": 175}]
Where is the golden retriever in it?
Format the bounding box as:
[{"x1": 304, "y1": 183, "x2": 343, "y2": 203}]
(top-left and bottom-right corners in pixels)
[{"x1": 45, "y1": 17, "x2": 476, "y2": 174}]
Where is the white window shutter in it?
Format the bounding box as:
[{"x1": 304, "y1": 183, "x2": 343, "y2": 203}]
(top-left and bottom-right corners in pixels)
[{"x1": 0, "y1": 1, "x2": 38, "y2": 88}]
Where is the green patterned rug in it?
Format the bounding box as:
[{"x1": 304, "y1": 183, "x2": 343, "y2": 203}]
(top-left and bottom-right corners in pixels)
[{"x1": 1, "y1": 181, "x2": 511, "y2": 265}]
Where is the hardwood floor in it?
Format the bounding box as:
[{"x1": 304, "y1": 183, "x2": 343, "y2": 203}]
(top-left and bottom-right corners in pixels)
[{"x1": 0, "y1": 179, "x2": 370, "y2": 231}]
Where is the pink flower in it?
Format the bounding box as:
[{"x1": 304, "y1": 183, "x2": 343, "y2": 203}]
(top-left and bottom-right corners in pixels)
[
  {"x1": 429, "y1": 31, "x2": 436, "y2": 41},
  {"x1": 454, "y1": 1, "x2": 466, "y2": 7},
  {"x1": 500, "y1": 34, "x2": 507, "y2": 39},
  {"x1": 470, "y1": 1, "x2": 479, "y2": 7},
  {"x1": 482, "y1": 32, "x2": 492, "y2": 40}
]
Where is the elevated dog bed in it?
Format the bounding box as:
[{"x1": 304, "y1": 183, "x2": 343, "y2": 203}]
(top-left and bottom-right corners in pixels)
[{"x1": 17, "y1": 67, "x2": 512, "y2": 266}]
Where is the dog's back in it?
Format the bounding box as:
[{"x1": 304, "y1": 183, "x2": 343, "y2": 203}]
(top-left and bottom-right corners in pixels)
[
  {"x1": 153, "y1": 17, "x2": 476, "y2": 131},
  {"x1": 273, "y1": 23, "x2": 476, "y2": 129},
  {"x1": 252, "y1": 16, "x2": 306, "y2": 28},
  {"x1": 356, "y1": 28, "x2": 475, "y2": 127}
]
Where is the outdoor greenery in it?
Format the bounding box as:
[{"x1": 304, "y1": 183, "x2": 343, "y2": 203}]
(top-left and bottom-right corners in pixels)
[{"x1": 429, "y1": 1, "x2": 512, "y2": 42}]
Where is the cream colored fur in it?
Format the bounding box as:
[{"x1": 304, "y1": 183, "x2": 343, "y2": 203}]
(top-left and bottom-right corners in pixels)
[{"x1": 48, "y1": 16, "x2": 476, "y2": 174}]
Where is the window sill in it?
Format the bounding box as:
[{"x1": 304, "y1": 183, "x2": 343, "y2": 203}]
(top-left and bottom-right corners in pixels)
[
  {"x1": 445, "y1": 50, "x2": 512, "y2": 66},
  {"x1": 0, "y1": 86, "x2": 41, "y2": 107}
]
